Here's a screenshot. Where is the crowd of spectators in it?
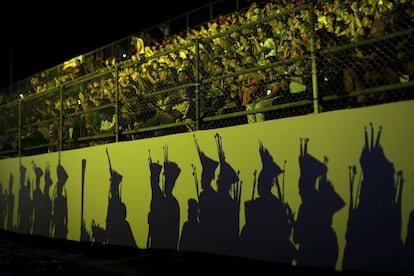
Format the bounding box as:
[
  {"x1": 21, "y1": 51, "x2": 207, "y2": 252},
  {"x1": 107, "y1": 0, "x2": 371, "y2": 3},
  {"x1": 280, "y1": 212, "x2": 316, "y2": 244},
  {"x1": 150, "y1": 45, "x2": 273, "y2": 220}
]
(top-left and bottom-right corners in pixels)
[{"x1": 0, "y1": 0, "x2": 413, "y2": 155}]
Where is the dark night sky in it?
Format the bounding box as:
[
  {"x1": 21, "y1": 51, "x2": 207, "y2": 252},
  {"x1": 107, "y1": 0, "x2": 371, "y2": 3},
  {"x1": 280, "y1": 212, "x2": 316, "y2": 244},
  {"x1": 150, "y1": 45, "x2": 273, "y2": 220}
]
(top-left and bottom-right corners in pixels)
[{"x1": 0, "y1": 1, "x2": 215, "y2": 90}]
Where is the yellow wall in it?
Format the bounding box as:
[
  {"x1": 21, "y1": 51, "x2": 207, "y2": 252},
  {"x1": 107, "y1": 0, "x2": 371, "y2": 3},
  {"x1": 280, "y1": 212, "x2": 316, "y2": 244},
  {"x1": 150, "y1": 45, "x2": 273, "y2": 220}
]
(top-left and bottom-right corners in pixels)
[{"x1": 1, "y1": 100, "x2": 413, "y2": 274}]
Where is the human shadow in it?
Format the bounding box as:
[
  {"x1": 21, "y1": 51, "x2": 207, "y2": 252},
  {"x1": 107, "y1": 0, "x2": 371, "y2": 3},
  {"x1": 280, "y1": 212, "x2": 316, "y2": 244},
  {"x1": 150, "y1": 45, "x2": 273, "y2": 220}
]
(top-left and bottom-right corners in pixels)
[
  {"x1": 188, "y1": 133, "x2": 241, "y2": 256},
  {"x1": 294, "y1": 138, "x2": 345, "y2": 269},
  {"x1": 239, "y1": 141, "x2": 297, "y2": 264},
  {"x1": 147, "y1": 145, "x2": 181, "y2": 250},
  {"x1": 105, "y1": 148, "x2": 137, "y2": 247},
  {"x1": 342, "y1": 123, "x2": 405, "y2": 273},
  {"x1": 51, "y1": 154, "x2": 69, "y2": 239},
  {"x1": 17, "y1": 159, "x2": 32, "y2": 234},
  {"x1": 6, "y1": 173, "x2": 15, "y2": 231},
  {"x1": 31, "y1": 161, "x2": 53, "y2": 237}
]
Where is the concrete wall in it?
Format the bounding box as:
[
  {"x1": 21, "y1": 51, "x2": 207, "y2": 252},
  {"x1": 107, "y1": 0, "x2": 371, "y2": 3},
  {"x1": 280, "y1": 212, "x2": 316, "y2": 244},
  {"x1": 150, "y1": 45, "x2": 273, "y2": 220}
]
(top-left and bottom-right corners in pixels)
[{"x1": 0, "y1": 100, "x2": 413, "y2": 274}]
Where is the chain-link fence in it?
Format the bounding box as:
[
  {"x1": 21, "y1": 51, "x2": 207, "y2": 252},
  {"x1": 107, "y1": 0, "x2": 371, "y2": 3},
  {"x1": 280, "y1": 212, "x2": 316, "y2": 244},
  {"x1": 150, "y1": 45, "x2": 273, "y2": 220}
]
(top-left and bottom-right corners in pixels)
[
  {"x1": 316, "y1": 0, "x2": 414, "y2": 111},
  {"x1": 1, "y1": 1, "x2": 413, "y2": 157},
  {"x1": 0, "y1": 101, "x2": 19, "y2": 157}
]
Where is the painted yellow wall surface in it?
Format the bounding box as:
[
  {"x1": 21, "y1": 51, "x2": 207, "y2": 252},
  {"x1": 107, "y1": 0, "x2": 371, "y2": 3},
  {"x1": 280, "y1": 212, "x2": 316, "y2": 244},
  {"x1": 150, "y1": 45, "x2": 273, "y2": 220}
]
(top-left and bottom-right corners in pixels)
[{"x1": 0, "y1": 100, "x2": 413, "y2": 274}]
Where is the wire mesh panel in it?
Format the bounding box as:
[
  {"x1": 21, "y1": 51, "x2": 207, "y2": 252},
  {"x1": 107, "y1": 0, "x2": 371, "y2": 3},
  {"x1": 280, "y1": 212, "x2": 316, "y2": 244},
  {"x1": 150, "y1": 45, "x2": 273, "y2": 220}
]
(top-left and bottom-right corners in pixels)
[
  {"x1": 315, "y1": 0, "x2": 414, "y2": 111},
  {"x1": 20, "y1": 88, "x2": 61, "y2": 155},
  {"x1": 117, "y1": 42, "x2": 199, "y2": 140},
  {"x1": 0, "y1": 101, "x2": 19, "y2": 157},
  {"x1": 62, "y1": 69, "x2": 118, "y2": 149},
  {"x1": 198, "y1": 3, "x2": 315, "y2": 130}
]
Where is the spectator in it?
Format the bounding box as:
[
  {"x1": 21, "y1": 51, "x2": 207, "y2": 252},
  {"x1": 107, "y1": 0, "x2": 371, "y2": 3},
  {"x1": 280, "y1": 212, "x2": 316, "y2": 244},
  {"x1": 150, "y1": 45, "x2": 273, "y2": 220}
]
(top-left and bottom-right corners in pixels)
[
  {"x1": 243, "y1": 78, "x2": 278, "y2": 123},
  {"x1": 131, "y1": 35, "x2": 146, "y2": 61}
]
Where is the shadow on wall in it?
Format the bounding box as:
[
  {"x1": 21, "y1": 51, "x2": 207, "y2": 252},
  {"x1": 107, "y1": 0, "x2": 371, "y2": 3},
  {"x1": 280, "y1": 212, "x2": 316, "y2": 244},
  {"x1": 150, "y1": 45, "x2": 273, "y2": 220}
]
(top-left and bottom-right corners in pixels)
[{"x1": 1, "y1": 124, "x2": 413, "y2": 275}]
